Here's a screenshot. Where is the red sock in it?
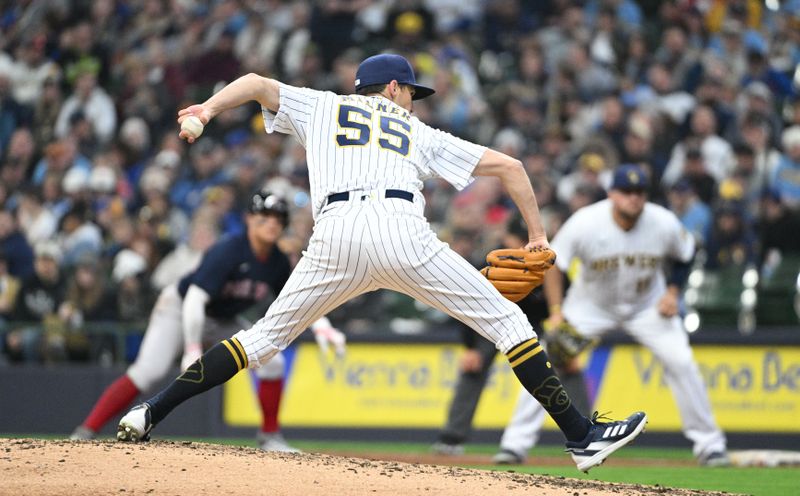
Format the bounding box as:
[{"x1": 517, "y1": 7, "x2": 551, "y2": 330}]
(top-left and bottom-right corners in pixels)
[
  {"x1": 257, "y1": 378, "x2": 284, "y2": 433},
  {"x1": 82, "y1": 375, "x2": 140, "y2": 433}
]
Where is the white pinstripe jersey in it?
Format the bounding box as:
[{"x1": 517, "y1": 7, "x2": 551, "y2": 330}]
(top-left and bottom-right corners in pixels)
[
  {"x1": 262, "y1": 83, "x2": 486, "y2": 217},
  {"x1": 554, "y1": 199, "x2": 695, "y2": 317}
]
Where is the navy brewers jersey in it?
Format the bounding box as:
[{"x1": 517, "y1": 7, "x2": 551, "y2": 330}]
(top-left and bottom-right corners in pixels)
[{"x1": 177, "y1": 233, "x2": 291, "y2": 320}]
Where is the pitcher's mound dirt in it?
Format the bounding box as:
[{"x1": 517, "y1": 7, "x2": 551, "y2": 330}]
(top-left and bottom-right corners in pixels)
[{"x1": 1, "y1": 438, "x2": 728, "y2": 496}]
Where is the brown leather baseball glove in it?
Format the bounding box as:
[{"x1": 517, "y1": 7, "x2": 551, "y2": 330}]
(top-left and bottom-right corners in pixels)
[
  {"x1": 480, "y1": 247, "x2": 557, "y2": 302},
  {"x1": 542, "y1": 319, "x2": 597, "y2": 369}
]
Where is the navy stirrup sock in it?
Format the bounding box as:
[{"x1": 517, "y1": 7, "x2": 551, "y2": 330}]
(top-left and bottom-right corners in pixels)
[
  {"x1": 506, "y1": 338, "x2": 591, "y2": 442},
  {"x1": 147, "y1": 338, "x2": 248, "y2": 424}
]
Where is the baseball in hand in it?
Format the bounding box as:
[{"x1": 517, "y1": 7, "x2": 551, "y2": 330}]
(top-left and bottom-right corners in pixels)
[{"x1": 181, "y1": 116, "x2": 204, "y2": 139}]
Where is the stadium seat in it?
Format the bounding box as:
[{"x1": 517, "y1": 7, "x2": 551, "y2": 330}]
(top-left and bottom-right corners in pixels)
[
  {"x1": 756, "y1": 254, "x2": 800, "y2": 326},
  {"x1": 684, "y1": 264, "x2": 751, "y2": 331}
]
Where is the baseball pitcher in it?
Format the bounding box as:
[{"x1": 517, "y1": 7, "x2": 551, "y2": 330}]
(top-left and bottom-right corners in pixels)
[{"x1": 115, "y1": 54, "x2": 647, "y2": 472}]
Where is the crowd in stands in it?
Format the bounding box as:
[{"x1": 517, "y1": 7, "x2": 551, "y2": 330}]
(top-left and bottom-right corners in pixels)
[{"x1": 2, "y1": 0, "x2": 800, "y2": 363}]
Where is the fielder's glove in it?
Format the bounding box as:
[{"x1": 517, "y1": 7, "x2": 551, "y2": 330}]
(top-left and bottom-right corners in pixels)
[
  {"x1": 542, "y1": 319, "x2": 596, "y2": 369},
  {"x1": 480, "y1": 247, "x2": 557, "y2": 302}
]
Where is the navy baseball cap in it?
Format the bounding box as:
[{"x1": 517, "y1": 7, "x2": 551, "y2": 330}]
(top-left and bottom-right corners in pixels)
[
  {"x1": 611, "y1": 164, "x2": 648, "y2": 191},
  {"x1": 355, "y1": 54, "x2": 435, "y2": 100}
]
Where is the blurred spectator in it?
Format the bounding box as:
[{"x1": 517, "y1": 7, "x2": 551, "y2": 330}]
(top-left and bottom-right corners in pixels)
[
  {"x1": 664, "y1": 105, "x2": 735, "y2": 186},
  {"x1": 619, "y1": 30, "x2": 650, "y2": 86},
  {"x1": 0, "y1": 32, "x2": 58, "y2": 107},
  {"x1": 694, "y1": 74, "x2": 736, "y2": 142},
  {"x1": 56, "y1": 202, "x2": 103, "y2": 268},
  {"x1": 0, "y1": 72, "x2": 28, "y2": 156},
  {"x1": 427, "y1": 62, "x2": 480, "y2": 136},
  {"x1": 14, "y1": 242, "x2": 66, "y2": 318},
  {"x1": 137, "y1": 188, "x2": 191, "y2": 249},
  {"x1": 139, "y1": 149, "x2": 181, "y2": 202},
  {"x1": 769, "y1": 125, "x2": 800, "y2": 210},
  {"x1": 556, "y1": 152, "x2": 611, "y2": 205},
  {"x1": 170, "y1": 138, "x2": 228, "y2": 215},
  {"x1": 280, "y1": 2, "x2": 316, "y2": 82},
  {"x1": 585, "y1": 0, "x2": 642, "y2": 31},
  {"x1": 0, "y1": 128, "x2": 36, "y2": 193},
  {"x1": 736, "y1": 113, "x2": 780, "y2": 186},
  {"x1": 64, "y1": 110, "x2": 99, "y2": 159},
  {"x1": 726, "y1": 142, "x2": 767, "y2": 217},
  {"x1": 40, "y1": 170, "x2": 72, "y2": 222},
  {"x1": 31, "y1": 138, "x2": 92, "y2": 186},
  {"x1": 563, "y1": 42, "x2": 618, "y2": 103},
  {"x1": 309, "y1": 0, "x2": 369, "y2": 71},
  {"x1": 384, "y1": 0, "x2": 436, "y2": 51},
  {"x1": 0, "y1": 209, "x2": 34, "y2": 281},
  {"x1": 741, "y1": 47, "x2": 795, "y2": 101},
  {"x1": 5, "y1": 241, "x2": 67, "y2": 362},
  {"x1": 619, "y1": 111, "x2": 665, "y2": 176},
  {"x1": 679, "y1": 143, "x2": 718, "y2": 206},
  {"x1": 704, "y1": 200, "x2": 758, "y2": 270},
  {"x1": 121, "y1": 0, "x2": 174, "y2": 50},
  {"x1": 705, "y1": 18, "x2": 749, "y2": 83},
  {"x1": 186, "y1": 28, "x2": 242, "y2": 101},
  {"x1": 59, "y1": 20, "x2": 112, "y2": 88},
  {"x1": 30, "y1": 76, "x2": 63, "y2": 151},
  {"x1": 586, "y1": 5, "x2": 627, "y2": 68},
  {"x1": 653, "y1": 24, "x2": 700, "y2": 92},
  {"x1": 666, "y1": 178, "x2": 712, "y2": 246},
  {"x1": 0, "y1": 249, "x2": 21, "y2": 322},
  {"x1": 103, "y1": 212, "x2": 135, "y2": 260},
  {"x1": 234, "y1": 12, "x2": 281, "y2": 75},
  {"x1": 59, "y1": 253, "x2": 117, "y2": 362},
  {"x1": 15, "y1": 186, "x2": 58, "y2": 246},
  {"x1": 111, "y1": 249, "x2": 151, "y2": 323},
  {"x1": 568, "y1": 183, "x2": 605, "y2": 214},
  {"x1": 483, "y1": 0, "x2": 538, "y2": 55},
  {"x1": 117, "y1": 116, "x2": 153, "y2": 188},
  {"x1": 597, "y1": 95, "x2": 628, "y2": 152},
  {"x1": 151, "y1": 220, "x2": 219, "y2": 291},
  {"x1": 759, "y1": 190, "x2": 800, "y2": 262},
  {"x1": 636, "y1": 62, "x2": 696, "y2": 132},
  {"x1": 735, "y1": 81, "x2": 784, "y2": 143},
  {"x1": 115, "y1": 55, "x2": 172, "y2": 137},
  {"x1": 54, "y1": 60, "x2": 117, "y2": 145}
]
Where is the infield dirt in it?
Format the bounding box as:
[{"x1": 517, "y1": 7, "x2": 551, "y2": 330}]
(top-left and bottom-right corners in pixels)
[{"x1": 1, "y1": 438, "x2": 731, "y2": 495}]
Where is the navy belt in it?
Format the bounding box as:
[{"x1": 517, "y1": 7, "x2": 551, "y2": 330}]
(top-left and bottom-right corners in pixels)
[{"x1": 327, "y1": 189, "x2": 414, "y2": 204}]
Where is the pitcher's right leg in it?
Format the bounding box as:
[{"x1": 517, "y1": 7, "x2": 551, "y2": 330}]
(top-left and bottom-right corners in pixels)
[{"x1": 376, "y1": 222, "x2": 646, "y2": 471}]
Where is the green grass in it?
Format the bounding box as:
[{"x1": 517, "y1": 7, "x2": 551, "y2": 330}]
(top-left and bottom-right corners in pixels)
[
  {"x1": 289, "y1": 441, "x2": 798, "y2": 496},
  {"x1": 6, "y1": 434, "x2": 798, "y2": 496},
  {"x1": 483, "y1": 465, "x2": 797, "y2": 496}
]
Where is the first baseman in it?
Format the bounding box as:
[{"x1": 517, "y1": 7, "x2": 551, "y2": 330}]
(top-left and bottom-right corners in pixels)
[
  {"x1": 116, "y1": 54, "x2": 647, "y2": 472},
  {"x1": 495, "y1": 165, "x2": 728, "y2": 467}
]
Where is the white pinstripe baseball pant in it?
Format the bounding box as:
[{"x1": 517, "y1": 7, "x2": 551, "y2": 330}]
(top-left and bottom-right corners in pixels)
[{"x1": 234, "y1": 192, "x2": 536, "y2": 366}]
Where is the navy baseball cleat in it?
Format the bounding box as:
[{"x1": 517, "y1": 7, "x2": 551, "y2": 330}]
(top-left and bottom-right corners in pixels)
[
  {"x1": 565, "y1": 411, "x2": 647, "y2": 472},
  {"x1": 117, "y1": 404, "x2": 154, "y2": 442}
]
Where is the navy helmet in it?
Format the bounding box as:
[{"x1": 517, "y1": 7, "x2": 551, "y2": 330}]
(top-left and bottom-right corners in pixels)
[{"x1": 248, "y1": 190, "x2": 289, "y2": 227}]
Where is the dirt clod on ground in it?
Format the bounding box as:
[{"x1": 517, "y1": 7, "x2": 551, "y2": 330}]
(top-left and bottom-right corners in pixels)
[{"x1": 0, "y1": 438, "x2": 729, "y2": 496}]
